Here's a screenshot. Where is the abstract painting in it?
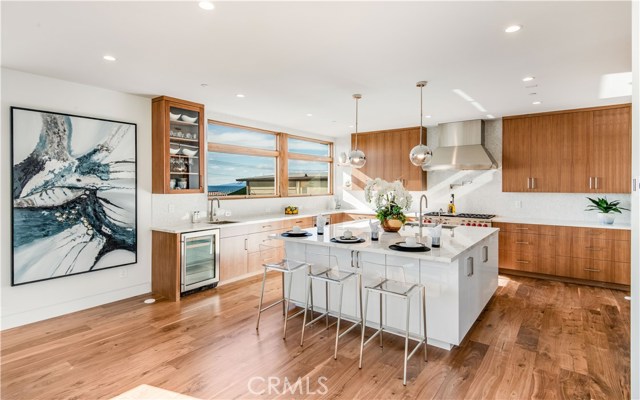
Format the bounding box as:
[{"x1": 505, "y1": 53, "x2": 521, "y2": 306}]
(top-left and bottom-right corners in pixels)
[{"x1": 11, "y1": 107, "x2": 137, "y2": 286}]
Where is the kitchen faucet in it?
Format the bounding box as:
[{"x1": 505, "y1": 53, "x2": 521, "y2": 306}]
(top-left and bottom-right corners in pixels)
[
  {"x1": 208, "y1": 197, "x2": 221, "y2": 222},
  {"x1": 418, "y1": 194, "x2": 428, "y2": 239}
]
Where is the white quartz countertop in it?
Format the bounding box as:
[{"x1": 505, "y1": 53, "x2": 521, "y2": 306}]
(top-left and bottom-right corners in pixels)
[
  {"x1": 275, "y1": 221, "x2": 499, "y2": 263},
  {"x1": 151, "y1": 208, "x2": 375, "y2": 234},
  {"x1": 492, "y1": 216, "x2": 631, "y2": 230}
]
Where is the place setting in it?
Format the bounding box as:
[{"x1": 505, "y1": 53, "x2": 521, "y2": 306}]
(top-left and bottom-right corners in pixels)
[
  {"x1": 389, "y1": 236, "x2": 431, "y2": 252},
  {"x1": 330, "y1": 230, "x2": 365, "y2": 244},
  {"x1": 281, "y1": 226, "x2": 312, "y2": 237}
]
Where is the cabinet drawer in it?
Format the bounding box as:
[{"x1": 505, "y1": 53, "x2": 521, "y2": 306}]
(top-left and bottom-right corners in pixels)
[
  {"x1": 613, "y1": 240, "x2": 630, "y2": 263},
  {"x1": 348, "y1": 213, "x2": 376, "y2": 221},
  {"x1": 558, "y1": 257, "x2": 630, "y2": 285},
  {"x1": 286, "y1": 217, "x2": 314, "y2": 229},
  {"x1": 499, "y1": 251, "x2": 555, "y2": 275},
  {"x1": 571, "y1": 237, "x2": 613, "y2": 260},
  {"x1": 570, "y1": 227, "x2": 619, "y2": 240},
  {"x1": 246, "y1": 231, "x2": 283, "y2": 253},
  {"x1": 255, "y1": 220, "x2": 285, "y2": 232},
  {"x1": 219, "y1": 224, "x2": 250, "y2": 238},
  {"x1": 247, "y1": 247, "x2": 284, "y2": 273},
  {"x1": 494, "y1": 222, "x2": 539, "y2": 234}
]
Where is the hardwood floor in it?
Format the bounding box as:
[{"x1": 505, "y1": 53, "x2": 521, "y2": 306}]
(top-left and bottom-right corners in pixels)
[{"x1": 1, "y1": 274, "x2": 630, "y2": 399}]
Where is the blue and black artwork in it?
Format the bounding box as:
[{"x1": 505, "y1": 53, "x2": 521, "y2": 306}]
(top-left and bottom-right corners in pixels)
[{"x1": 11, "y1": 107, "x2": 137, "y2": 285}]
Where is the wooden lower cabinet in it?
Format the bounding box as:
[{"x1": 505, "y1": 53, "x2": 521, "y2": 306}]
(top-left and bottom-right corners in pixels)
[
  {"x1": 496, "y1": 222, "x2": 630, "y2": 287},
  {"x1": 219, "y1": 235, "x2": 248, "y2": 281}
]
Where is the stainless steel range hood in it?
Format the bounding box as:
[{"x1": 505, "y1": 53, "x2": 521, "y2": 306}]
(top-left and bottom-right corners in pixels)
[{"x1": 423, "y1": 119, "x2": 497, "y2": 171}]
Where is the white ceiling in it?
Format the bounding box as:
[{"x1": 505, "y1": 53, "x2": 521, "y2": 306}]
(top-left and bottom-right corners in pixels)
[{"x1": 1, "y1": 1, "x2": 632, "y2": 137}]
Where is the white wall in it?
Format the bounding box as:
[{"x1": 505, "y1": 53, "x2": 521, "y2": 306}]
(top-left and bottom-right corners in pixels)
[
  {"x1": 337, "y1": 120, "x2": 631, "y2": 225},
  {"x1": 0, "y1": 68, "x2": 152, "y2": 329},
  {"x1": 151, "y1": 111, "x2": 339, "y2": 225}
]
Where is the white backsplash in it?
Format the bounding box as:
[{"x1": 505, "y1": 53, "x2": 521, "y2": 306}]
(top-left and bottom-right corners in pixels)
[{"x1": 337, "y1": 119, "x2": 631, "y2": 224}]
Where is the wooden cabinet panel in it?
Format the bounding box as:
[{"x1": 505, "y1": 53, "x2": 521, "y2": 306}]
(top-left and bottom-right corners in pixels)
[
  {"x1": 569, "y1": 111, "x2": 593, "y2": 192},
  {"x1": 151, "y1": 231, "x2": 181, "y2": 301},
  {"x1": 590, "y1": 106, "x2": 631, "y2": 193},
  {"x1": 503, "y1": 104, "x2": 630, "y2": 194},
  {"x1": 530, "y1": 115, "x2": 572, "y2": 192},
  {"x1": 219, "y1": 236, "x2": 248, "y2": 281},
  {"x1": 351, "y1": 127, "x2": 426, "y2": 191},
  {"x1": 502, "y1": 118, "x2": 531, "y2": 192},
  {"x1": 571, "y1": 237, "x2": 613, "y2": 261},
  {"x1": 285, "y1": 217, "x2": 314, "y2": 229}
]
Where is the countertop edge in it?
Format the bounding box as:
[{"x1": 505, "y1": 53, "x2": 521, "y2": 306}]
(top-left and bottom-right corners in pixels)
[{"x1": 492, "y1": 216, "x2": 631, "y2": 230}]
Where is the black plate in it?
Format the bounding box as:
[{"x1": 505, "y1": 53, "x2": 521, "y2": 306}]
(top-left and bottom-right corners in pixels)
[
  {"x1": 331, "y1": 237, "x2": 365, "y2": 244},
  {"x1": 389, "y1": 242, "x2": 431, "y2": 252},
  {"x1": 281, "y1": 232, "x2": 312, "y2": 237}
]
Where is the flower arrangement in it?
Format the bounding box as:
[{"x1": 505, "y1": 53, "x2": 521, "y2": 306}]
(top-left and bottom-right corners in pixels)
[{"x1": 364, "y1": 178, "x2": 413, "y2": 230}]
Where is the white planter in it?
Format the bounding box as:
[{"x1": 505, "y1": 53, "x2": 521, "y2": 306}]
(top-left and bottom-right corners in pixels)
[{"x1": 597, "y1": 213, "x2": 616, "y2": 225}]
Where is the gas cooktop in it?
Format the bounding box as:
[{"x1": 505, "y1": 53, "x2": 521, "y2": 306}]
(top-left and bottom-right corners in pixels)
[{"x1": 424, "y1": 212, "x2": 496, "y2": 219}]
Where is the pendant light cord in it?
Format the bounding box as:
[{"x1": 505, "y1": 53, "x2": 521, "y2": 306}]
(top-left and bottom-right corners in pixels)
[{"x1": 355, "y1": 95, "x2": 359, "y2": 150}]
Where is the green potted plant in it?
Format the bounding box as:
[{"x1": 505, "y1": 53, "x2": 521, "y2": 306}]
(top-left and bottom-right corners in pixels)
[
  {"x1": 364, "y1": 178, "x2": 413, "y2": 232},
  {"x1": 585, "y1": 196, "x2": 629, "y2": 225}
]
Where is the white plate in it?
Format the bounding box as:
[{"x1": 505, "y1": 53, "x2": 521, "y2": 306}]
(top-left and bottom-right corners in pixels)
[
  {"x1": 336, "y1": 236, "x2": 360, "y2": 242},
  {"x1": 397, "y1": 242, "x2": 423, "y2": 248}
]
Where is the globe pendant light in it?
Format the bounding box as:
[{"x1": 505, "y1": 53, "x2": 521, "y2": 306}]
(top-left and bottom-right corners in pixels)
[
  {"x1": 348, "y1": 94, "x2": 366, "y2": 168},
  {"x1": 409, "y1": 81, "x2": 433, "y2": 167}
]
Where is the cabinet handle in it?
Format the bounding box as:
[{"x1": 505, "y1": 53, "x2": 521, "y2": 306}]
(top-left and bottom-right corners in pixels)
[
  {"x1": 584, "y1": 268, "x2": 601, "y2": 272},
  {"x1": 527, "y1": 177, "x2": 531, "y2": 189},
  {"x1": 515, "y1": 260, "x2": 530, "y2": 264},
  {"x1": 262, "y1": 224, "x2": 272, "y2": 229},
  {"x1": 587, "y1": 232, "x2": 603, "y2": 236},
  {"x1": 515, "y1": 227, "x2": 529, "y2": 230},
  {"x1": 482, "y1": 246, "x2": 488, "y2": 263},
  {"x1": 296, "y1": 220, "x2": 303, "y2": 223},
  {"x1": 466, "y1": 257, "x2": 474, "y2": 277},
  {"x1": 594, "y1": 177, "x2": 599, "y2": 189},
  {"x1": 589, "y1": 176, "x2": 593, "y2": 189},
  {"x1": 515, "y1": 241, "x2": 530, "y2": 245},
  {"x1": 244, "y1": 238, "x2": 248, "y2": 250},
  {"x1": 531, "y1": 177, "x2": 536, "y2": 189}
]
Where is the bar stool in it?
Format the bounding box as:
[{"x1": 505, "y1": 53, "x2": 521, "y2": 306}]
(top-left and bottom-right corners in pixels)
[
  {"x1": 255, "y1": 241, "x2": 310, "y2": 339},
  {"x1": 358, "y1": 258, "x2": 427, "y2": 385},
  {"x1": 300, "y1": 251, "x2": 363, "y2": 360}
]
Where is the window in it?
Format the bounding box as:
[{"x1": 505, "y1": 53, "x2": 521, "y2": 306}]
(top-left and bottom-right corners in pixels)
[{"x1": 206, "y1": 121, "x2": 333, "y2": 198}]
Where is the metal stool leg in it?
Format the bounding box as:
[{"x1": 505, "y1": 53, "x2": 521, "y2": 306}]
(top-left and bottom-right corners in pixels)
[
  {"x1": 333, "y1": 282, "x2": 344, "y2": 360},
  {"x1": 403, "y1": 296, "x2": 411, "y2": 386},
  {"x1": 325, "y1": 281, "x2": 330, "y2": 328},
  {"x1": 281, "y1": 272, "x2": 286, "y2": 315},
  {"x1": 379, "y1": 292, "x2": 384, "y2": 348},
  {"x1": 358, "y1": 288, "x2": 369, "y2": 369},
  {"x1": 300, "y1": 274, "x2": 311, "y2": 346},
  {"x1": 255, "y1": 268, "x2": 268, "y2": 331},
  {"x1": 422, "y1": 286, "x2": 428, "y2": 362},
  {"x1": 282, "y1": 271, "x2": 294, "y2": 340}
]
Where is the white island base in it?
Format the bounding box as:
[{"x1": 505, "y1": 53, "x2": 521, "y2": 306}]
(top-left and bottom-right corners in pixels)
[{"x1": 278, "y1": 222, "x2": 499, "y2": 350}]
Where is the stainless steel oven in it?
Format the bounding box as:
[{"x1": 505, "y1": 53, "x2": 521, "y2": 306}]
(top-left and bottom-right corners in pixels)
[{"x1": 181, "y1": 229, "x2": 220, "y2": 293}]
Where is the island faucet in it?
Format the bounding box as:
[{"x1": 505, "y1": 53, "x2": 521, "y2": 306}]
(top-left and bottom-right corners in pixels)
[
  {"x1": 418, "y1": 194, "x2": 428, "y2": 239},
  {"x1": 208, "y1": 197, "x2": 221, "y2": 222}
]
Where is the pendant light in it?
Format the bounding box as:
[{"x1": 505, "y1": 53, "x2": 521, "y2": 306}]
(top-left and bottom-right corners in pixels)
[
  {"x1": 348, "y1": 94, "x2": 366, "y2": 168},
  {"x1": 409, "y1": 81, "x2": 433, "y2": 167}
]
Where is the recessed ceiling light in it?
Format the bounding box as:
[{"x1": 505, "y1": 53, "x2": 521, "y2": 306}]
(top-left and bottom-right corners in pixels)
[
  {"x1": 306, "y1": 113, "x2": 313, "y2": 117},
  {"x1": 424, "y1": 115, "x2": 432, "y2": 119},
  {"x1": 505, "y1": 25, "x2": 522, "y2": 33},
  {"x1": 452, "y1": 89, "x2": 474, "y2": 102},
  {"x1": 200, "y1": 83, "x2": 208, "y2": 87},
  {"x1": 525, "y1": 84, "x2": 538, "y2": 89},
  {"x1": 529, "y1": 92, "x2": 537, "y2": 96},
  {"x1": 103, "y1": 55, "x2": 116, "y2": 61},
  {"x1": 532, "y1": 101, "x2": 542, "y2": 105},
  {"x1": 471, "y1": 101, "x2": 487, "y2": 112},
  {"x1": 486, "y1": 114, "x2": 495, "y2": 119},
  {"x1": 522, "y1": 76, "x2": 534, "y2": 82},
  {"x1": 236, "y1": 94, "x2": 245, "y2": 98},
  {"x1": 199, "y1": 1, "x2": 214, "y2": 10}
]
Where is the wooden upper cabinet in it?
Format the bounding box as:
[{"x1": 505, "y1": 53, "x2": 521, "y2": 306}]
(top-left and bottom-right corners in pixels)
[
  {"x1": 350, "y1": 127, "x2": 426, "y2": 191},
  {"x1": 590, "y1": 106, "x2": 631, "y2": 193},
  {"x1": 152, "y1": 96, "x2": 206, "y2": 194},
  {"x1": 502, "y1": 117, "x2": 531, "y2": 192},
  {"x1": 503, "y1": 104, "x2": 631, "y2": 194}
]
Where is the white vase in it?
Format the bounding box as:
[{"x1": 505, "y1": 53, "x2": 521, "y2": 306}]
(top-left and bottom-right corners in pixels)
[{"x1": 597, "y1": 213, "x2": 616, "y2": 225}]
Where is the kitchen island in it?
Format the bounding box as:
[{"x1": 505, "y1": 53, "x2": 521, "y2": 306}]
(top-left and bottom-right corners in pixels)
[{"x1": 276, "y1": 221, "x2": 499, "y2": 350}]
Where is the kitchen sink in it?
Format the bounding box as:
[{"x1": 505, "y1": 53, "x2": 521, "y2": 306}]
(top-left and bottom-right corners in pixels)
[{"x1": 208, "y1": 220, "x2": 239, "y2": 225}]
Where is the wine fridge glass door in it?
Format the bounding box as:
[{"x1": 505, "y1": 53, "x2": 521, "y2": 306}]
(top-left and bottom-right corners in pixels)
[{"x1": 181, "y1": 229, "x2": 220, "y2": 292}]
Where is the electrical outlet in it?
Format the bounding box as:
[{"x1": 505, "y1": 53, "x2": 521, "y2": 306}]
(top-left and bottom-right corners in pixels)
[
  {"x1": 119, "y1": 268, "x2": 127, "y2": 278},
  {"x1": 168, "y1": 204, "x2": 175, "y2": 213},
  {"x1": 515, "y1": 200, "x2": 522, "y2": 209}
]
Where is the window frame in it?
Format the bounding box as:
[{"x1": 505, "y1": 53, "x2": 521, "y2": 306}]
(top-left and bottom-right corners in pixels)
[{"x1": 206, "y1": 120, "x2": 333, "y2": 199}]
